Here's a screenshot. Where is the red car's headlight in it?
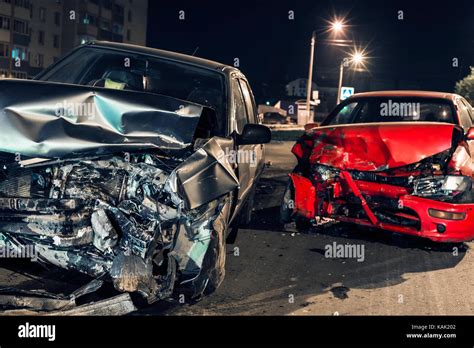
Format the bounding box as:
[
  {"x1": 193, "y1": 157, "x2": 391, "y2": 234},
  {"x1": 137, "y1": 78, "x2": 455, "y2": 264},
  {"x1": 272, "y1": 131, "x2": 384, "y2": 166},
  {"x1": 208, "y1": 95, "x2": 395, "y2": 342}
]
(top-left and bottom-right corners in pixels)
[
  {"x1": 413, "y1": 175, "x2": 471, "y2": 201},
  {"x1": 428, "y1": 209, "x2": 466, "y2": 221}
]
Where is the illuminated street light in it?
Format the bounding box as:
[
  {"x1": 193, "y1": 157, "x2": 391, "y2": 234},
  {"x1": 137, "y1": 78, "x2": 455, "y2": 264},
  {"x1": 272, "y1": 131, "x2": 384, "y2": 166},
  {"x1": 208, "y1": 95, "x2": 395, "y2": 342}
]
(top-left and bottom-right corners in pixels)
[
  {"x1": 351, "y1": 52, "x2": 364, "y2": 64},
  {"x1": 330, "y1": 19, "x2": 345, "y2": 34},
  {"x1": 337, "y1": 49, "x2": 368, "y2": 104},
  {"x1": 350, "y1": 49, "x2": 367, "y2": 66},
  {"x1": 304, "y1": 17, "x2": 347, "y2": 125}
]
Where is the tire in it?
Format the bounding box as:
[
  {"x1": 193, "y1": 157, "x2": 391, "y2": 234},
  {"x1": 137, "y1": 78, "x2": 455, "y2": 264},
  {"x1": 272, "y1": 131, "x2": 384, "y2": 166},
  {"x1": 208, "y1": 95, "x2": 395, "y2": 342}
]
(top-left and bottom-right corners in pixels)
[
  {"x1": 226, "y1": 186, "x2": 256, "y2": 245},
  {"x1": 174, "y1": 195, "x2": 232, "y2": 300},
  {"x1": 238, "y1": 185, "x2": 256, "y2": 227},
  {"x1": 202, "y1": 225, "x2": 226, "y2": 296},
  {"x1": 280, "y1": 179, "x2": 295, "y2": 224},
  {"x1": 202, "y1": 198, "x2": 232, "y2": 295},
  {"x1": 295, "y1": 217, "x2": 312, "y2": 232},
  {"x1": 280, "y1": 178, "x2": 312, "y2": 232},
  {"x1": 226, "y1": 222, "x2": 239, "y2": 244}
]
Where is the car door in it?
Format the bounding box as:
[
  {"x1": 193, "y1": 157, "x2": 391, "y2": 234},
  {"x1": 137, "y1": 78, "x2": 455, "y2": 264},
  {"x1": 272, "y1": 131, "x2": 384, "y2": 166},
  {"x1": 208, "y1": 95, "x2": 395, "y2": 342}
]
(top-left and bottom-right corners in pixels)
[
  {"x1": 229, "y1": 76, "x2": 257, "y2": 212},
  {"x1": 238, "y1": 78, "x2": 265, "y2": 180}
]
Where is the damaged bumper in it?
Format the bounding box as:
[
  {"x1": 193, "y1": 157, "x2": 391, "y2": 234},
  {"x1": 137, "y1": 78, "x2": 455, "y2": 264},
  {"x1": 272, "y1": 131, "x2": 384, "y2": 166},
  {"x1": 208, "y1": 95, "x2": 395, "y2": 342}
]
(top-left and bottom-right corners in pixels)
[
  {"x1": 0, "y1": 149, "x2": 236, "y2": 302},
  {"x1": 290, "y1": 172, "x2": 474, "y2": 243},
  {"x1": 288, "y1": 122, "x2": 474, "y2": 243},
  {"x1": 0, "y1": 139, "x2": 238, "y2": 302}
]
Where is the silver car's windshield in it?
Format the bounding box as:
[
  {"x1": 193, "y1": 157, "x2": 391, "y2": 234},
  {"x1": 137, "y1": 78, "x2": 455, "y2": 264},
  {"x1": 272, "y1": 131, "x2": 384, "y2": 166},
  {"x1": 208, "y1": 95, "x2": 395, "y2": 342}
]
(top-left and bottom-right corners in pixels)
[{"x1": 36, "y1": 46, "x2": 227, "y2": 133}]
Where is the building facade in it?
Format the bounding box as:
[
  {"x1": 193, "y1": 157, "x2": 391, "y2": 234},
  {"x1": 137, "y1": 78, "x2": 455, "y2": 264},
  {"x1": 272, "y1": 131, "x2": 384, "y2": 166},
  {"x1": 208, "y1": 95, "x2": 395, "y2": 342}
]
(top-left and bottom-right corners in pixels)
[
  {"x1": 285, "y1": 78, "x2": 317, "y2": 98},
  {"x1": 0, "y1": 0, "x2": 148, "y2": 78}
]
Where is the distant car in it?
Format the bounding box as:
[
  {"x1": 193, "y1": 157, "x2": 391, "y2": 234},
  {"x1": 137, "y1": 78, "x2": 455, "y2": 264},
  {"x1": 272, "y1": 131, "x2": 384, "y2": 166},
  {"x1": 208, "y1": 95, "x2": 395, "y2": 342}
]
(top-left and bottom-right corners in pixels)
[
  {"x1": 0, "y1": 41, "x2": 270, "y2": 304},
  {"x1": 281, "y1": 91, "x2": 474, "y2": 242},
  {"x1": 263, "y1": 112, "x2": 291, "y2": 125}
]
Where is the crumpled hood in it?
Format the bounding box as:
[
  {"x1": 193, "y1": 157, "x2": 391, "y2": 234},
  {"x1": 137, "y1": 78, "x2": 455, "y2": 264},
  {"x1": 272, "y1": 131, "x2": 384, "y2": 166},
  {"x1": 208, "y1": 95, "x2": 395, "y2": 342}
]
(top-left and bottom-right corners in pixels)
[
  {"x1": 304, "y1": 122, "x2": 459, "y2": 171},
  {"x1": 0, "y1": 79, "x2": 204, "y2": 159}
]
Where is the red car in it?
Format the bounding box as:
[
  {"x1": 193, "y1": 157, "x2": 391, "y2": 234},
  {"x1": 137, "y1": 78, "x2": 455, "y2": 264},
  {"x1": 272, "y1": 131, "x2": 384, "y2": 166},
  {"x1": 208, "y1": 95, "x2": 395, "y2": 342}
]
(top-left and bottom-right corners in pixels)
[{"x1": 281, "y1": 91, "x2": 474, "y2": 242}]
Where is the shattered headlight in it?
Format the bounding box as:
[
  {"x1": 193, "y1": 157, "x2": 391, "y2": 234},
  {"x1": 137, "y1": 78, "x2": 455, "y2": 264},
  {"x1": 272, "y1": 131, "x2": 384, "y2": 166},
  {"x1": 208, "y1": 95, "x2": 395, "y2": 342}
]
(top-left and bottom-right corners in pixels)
[
  {"x1": 413, "y1": 175, "x2": 472, "y2": 200},
  {"x1": 313, "y1": 164, "x2": 340, "y2": 181},
  {"x1": 163, "y1": 171, "x2": 183, "y2": 208}
]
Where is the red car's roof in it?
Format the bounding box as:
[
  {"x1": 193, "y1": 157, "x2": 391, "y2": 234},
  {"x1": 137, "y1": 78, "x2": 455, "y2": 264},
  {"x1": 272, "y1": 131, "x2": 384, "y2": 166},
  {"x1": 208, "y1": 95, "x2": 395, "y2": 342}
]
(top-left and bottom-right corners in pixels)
[{"x1": 349, "y1": 90, "x2": 459, "y2": 101}]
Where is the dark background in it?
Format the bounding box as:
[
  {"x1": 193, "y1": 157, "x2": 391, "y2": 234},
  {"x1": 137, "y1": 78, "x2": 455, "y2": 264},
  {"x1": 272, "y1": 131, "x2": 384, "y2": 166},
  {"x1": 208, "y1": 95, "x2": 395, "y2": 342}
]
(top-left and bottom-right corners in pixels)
[{"x1": 147, "y1": 0, "x2": 473, "y2": 104}]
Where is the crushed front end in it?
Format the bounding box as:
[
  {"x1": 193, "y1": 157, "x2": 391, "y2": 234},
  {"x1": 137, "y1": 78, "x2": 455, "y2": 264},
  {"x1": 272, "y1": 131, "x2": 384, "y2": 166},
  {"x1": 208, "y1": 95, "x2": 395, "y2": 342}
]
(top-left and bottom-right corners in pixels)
[
  {"x1": 287, "y1": 123, "x2": 474, "y2": 242},
  {"x1": 0, "y1": 79, "x2": 239, "y2": 303},
  {"x1": 0, "y1": 145, "x2": 236, "y2": 303}
]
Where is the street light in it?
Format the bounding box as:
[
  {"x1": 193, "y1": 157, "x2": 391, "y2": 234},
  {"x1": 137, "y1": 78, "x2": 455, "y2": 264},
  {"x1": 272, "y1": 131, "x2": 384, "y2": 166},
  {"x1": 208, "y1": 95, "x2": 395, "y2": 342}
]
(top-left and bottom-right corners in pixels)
[
  {"x1": 304, "y1": 19, "x2": 346, "y2": 125},
  {"x1": 336, "y1": 49, "x2": 367, "y2": 104},
  {"x1": 351, "y1": 51, "x2": 365, "y2": 65},
  {"x1": 304, "y1": 31, "x2": 316, "y2": 125},
  {"x1": 331, "y1": 19, "x2": 345, "y2": 34}
]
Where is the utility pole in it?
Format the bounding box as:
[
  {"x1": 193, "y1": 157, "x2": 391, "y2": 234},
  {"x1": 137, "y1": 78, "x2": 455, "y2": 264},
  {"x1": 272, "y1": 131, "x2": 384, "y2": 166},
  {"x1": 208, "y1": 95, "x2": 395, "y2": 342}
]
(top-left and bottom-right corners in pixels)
[
  {"x1": 337, "y1": 60, "x2": 344, "y2": 105},
  {"x1": 336, "y1": 52, "x2": 367, "y2": 105},
  {"x1": 304, "y1": 31, "x2": 316, "y2": 124}
]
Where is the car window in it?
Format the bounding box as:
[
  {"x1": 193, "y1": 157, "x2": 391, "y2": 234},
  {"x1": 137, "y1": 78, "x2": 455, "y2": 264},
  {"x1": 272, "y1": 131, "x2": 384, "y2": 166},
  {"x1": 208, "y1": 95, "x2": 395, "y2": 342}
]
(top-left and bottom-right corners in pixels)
[
  {"x1": 351, "y1": 98, "x2": 455, "y2": 124},
  {"x1": 37, "y1": 47, "x2": 102, "y2": 84},
  {"x1": 460, "y1": 98, "x2": 474, "y2": 123},
  {"x1": 232, "y1": 78, "x2": 247, "y2": 133},
  {"x1": 238, "y1": 79, "x2": 257, "y2": 123},
  {"x1": 36, "y1": 46, "x2": 227, "y2": 135},
  {"x1": 325, "y1": 102, "x2": 358, "y2": 125},
  {"x1": 39, "y1": 47, "x2": 146, "y2": 88},
  {"x1": 144, "y1": 57, "x2": 226, "y2": 134},
  {"x1": 458, "y1": 98, "x2": 473, "y2": 130}
]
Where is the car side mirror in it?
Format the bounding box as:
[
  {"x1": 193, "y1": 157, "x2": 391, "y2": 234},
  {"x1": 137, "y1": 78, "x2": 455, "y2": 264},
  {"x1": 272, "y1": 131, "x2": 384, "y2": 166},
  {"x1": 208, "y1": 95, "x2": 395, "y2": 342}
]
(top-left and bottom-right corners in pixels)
[
  {"x1": 238, "y1": 124, "x2": 271, "y2": 145},
  {"x1": 467, "y1": 127, "x2": 474, "y2": 140}
]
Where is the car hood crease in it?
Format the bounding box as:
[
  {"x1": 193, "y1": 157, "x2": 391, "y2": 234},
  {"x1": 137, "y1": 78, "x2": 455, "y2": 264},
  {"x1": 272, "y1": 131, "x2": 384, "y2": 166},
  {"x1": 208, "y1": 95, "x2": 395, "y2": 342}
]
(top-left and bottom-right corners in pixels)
[
  {"x1": 0, "y1": 79, "x2": 204, "y2": 159},
  {"x1": 306, "y1": 122, "x2": 458, "y2": 171}
]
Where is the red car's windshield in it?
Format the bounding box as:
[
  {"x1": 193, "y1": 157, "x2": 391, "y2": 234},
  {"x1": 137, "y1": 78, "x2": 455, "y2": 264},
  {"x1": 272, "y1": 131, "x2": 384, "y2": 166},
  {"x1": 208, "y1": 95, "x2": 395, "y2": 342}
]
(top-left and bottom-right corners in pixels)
[{"x1": 322, "y1": 97, "x2": 456, "y2": 126}]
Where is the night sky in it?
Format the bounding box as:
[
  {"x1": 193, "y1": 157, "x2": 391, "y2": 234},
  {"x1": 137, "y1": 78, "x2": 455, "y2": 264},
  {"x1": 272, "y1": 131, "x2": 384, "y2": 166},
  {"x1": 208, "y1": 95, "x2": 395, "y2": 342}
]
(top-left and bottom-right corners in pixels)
[{"x1": 147, "y1": 0, "x2": 474, "y2": 103}]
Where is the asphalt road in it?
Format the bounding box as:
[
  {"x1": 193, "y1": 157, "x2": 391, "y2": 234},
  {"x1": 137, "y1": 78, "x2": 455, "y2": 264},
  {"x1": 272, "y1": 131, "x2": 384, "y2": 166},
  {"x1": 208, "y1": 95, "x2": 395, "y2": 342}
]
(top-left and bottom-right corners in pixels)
[{"x1": 1, "y1": 140, "x2": 473, "y2": 315}]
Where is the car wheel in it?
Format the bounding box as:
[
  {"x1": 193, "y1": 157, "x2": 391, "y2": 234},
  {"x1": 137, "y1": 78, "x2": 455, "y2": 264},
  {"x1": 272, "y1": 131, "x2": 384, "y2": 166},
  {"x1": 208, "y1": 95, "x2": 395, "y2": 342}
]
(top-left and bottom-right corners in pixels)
[
  {"x1": 238, "y1": 185, "x2": 256, "y2": 227},
  {"x1": 202, "y1": 226, "x2": 227, "y2": 296},
  {"x1": 295, "y1": 217, "x2": 312, "y2": 232},
  {"x1": 173, "y1": 195, "x2": 233, "y2": 300},
  {"x1": 202, "y1": 197, "x2": 233, "y2": 295},
  {"x1": 280, "y1": 178, "x2": 313, "y2": 232},
  {"x1": 226, "y1": 222, "x2": 239, "y2": 244},
  {"x1": 280, "y1": 179, "x2": 295, "y2": 224}
]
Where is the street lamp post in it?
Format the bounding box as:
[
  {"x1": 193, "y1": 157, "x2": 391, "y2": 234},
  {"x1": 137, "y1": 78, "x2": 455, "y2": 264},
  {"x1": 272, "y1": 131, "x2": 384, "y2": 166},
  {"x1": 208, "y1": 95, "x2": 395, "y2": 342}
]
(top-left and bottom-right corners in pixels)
[
  {"x1": 337, "y1": 60, "x2": 344, "y2": 104},
  {"x1": 303, "y1": 20, "x2": 345, "y2": 125},
  {"x1": 336, "y1": 50, "x2": 366, "y2": 105},
  {"x1": 304, "y1": 31, "x2": 316, "y2": 125}
]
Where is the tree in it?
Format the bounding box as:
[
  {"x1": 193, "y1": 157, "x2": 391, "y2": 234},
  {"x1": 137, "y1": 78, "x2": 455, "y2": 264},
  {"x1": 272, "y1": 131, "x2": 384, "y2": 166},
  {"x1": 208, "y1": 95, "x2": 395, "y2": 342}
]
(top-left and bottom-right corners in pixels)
[{"x1": 455, "y1": 67, "x2": 474, "y2": 104}]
